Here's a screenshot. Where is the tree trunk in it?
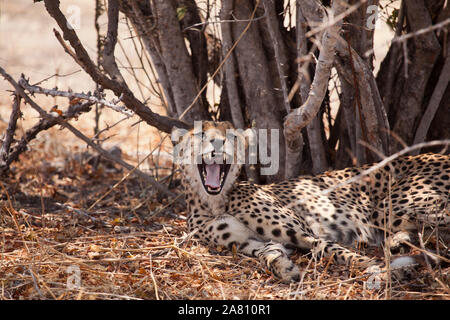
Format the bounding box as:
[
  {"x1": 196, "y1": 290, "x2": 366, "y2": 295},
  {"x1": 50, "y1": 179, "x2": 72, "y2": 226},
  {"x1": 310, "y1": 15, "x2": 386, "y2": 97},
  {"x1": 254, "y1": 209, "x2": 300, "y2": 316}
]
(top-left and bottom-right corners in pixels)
[{"x1": 39, "y1": 0, "x2": 450, "y2": 186}]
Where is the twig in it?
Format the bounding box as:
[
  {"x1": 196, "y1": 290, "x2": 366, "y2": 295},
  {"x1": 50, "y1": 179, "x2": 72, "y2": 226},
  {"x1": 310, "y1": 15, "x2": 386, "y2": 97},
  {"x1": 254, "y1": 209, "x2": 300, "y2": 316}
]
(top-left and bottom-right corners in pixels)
[
  {"x1": 305, "y1": 0, "x2": 366, "y2": 38},
  {"x1": 55, "y1": 203, "x2": 109, "y2": 227},
  {"x1": 418, "y1": 232, "x2": 433, "y2": 272},
  {"x1": 60, "y1": 121, "x2": 180, "y2": 201},
  {"x1": 364, "y1": 17, "x2": 450, "y2": 58},
  {"x1": 263, "y1": 0, "x2": 290, "y2": 113},
  {"x1": 32, "y1": 69, "x2": 82, "y2": 86},
  {"x1": 182, "y1": 12, "x2": 267, "y2": 32},
  {"x1": 392, "y1": 17, "x2": 450, "y2": 45},
  {"x1": 179, "y1": 0, "x2": 261, "y2": 120},
  {"x1": 0, "y1": 65, "x2": 181, "y2": 202},
  {"x1": 75, "y1": 291, "x2": 143, "y2": 300},
  {"x1": 29, "y1": 268, "x2": 45, "y2": 299},
  {"x1": 18, "y1": 76, "x2": 133, "y2": 117},
  {"x1": 149, "y1": 254, "x2": 160, "y2": 300},
  {"x1": 412, "y1": 40, "x2": 450, "y2": 153},
  {"x1": 320, "y1": 139, "x2": 450, "y2": 197},
  {"x1": 0, "y1": 66, "x2": 95, "y2": 174},
  {"x1": 345, "y1": 34, "x2": 369, "y2": 161},
  {"x1": 43, "y1": 0, "x2": 190, "y2": 133}
]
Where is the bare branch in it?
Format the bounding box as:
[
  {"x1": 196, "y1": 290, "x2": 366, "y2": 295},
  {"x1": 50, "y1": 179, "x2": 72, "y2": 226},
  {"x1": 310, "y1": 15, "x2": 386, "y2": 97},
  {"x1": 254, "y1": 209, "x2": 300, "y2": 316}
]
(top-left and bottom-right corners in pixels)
[
  {"x1": 101, "y1": 0, "x2": 125, "y2": 83},
  {"x1": 335, "y1": 35, "x2": 390, "y2": 160},
  {"x1": 321, "y1": 140, "x2": 450, "y2": 197},
  {"x1": 220, "y1": 0, "x2": 245, "y2": 129},
  {"x1": 412, "y1": 37, "x2": 450, "y2": 154},
  {"x1": 182, "y1": 12, "x2": 267, "y2": 32},
  {"x1": 390, "y1": 0, "x2": 441, "y2": 148},
  {"x1": 0, "y1": 66, "x2": 95, "y2": 174},
  {"x1": 263, "y1": 0, "x2": 291, "y2": 114},
  {"x1": 284, "y1": 0, "x2": 346, "y2": 144},
  {"x1": 62, "y1": 121, "x2": 180, "y2": 202},
  {"x1": 305, "y1": 0, "x2": 367, "y2": 38},
  {"x1": 365, "y1": 17, "x2": 450, "y2": 58},
  {"x1": 18, "y1": 76, "x2": 134, "y2": 117},
  {"x1": 151, "y1": 0, "x2": 209, "y2": 121},
  {"x1": 0, "y1": 65, "x2": 180, "y2": 201},
  {"x1": 179, "y1": 0, "x2": 262, "y2": 121},
  {"x1": 43, "y1": 0, "x2": 190, "y2": 133}
]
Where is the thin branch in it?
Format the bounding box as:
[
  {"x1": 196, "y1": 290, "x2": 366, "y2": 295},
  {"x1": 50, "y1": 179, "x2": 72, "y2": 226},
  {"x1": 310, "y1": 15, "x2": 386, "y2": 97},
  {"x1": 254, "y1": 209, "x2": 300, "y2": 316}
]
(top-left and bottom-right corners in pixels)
[
  {"x1": 412, "y1": 37, "x2": 450, "y2": 154},
  {"x1": 43, "y1": 0, "x2": 190, "y2": 133},
  {"x1": 320, "y1": 140, "x2": 450, "y2": 197},
  {"x1": 263, "y1": 0, "x2": 290, "y2": 114},
  {"x1": 220, "y1": 0, "x2": 245, "y2": 129},
  {"x1": 182, "y1": 12, "x2": 267, "y2": 32},
  {"x1": 101, "y1": 0, "x2": 125, "y2": 83},
  {"x1": 284, "y1": 0, "x2": 346, "y2": 144},
  {"x1": 392, "y1": 18, "x2": 450, "y2": 48},
  {"x1": 32, "y1": 69, "x2": 82, "y2": 86},
  {"x1": 0, "y1": 66, "x2": 94, "y2": 174},
  {"x1": 0, "y1": 65, "x2": 180, "y2": 202},
  {"x1": 18, "y1": 76, "x2": 134, "y2": 117},
  {"x1": 367, "y1": 17, "x2": 450, "y2": 58},
  {"x1": 179, "y1": 0, "x2": 261, "y2": 120},
  {"x1": 305, "y1": 0, "x2": 366, "y2": 38}
]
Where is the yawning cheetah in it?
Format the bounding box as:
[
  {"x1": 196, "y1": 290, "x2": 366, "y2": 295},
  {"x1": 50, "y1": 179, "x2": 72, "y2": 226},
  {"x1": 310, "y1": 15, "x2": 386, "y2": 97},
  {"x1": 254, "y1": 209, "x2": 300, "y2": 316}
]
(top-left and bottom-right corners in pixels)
[{"x1": 172, "y1": 121, "x2": 449, "y2": 281}]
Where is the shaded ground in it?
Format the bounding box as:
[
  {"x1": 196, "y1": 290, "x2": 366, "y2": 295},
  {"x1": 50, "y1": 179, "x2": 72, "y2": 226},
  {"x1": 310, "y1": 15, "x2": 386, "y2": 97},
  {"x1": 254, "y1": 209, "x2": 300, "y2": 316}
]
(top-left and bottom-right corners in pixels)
[
  {"x1": 0, "y1": 0, "x2": 448, "y2": 300},
  {"x1": 0, "y1": 143, "x2": 448, "y2": 300}
]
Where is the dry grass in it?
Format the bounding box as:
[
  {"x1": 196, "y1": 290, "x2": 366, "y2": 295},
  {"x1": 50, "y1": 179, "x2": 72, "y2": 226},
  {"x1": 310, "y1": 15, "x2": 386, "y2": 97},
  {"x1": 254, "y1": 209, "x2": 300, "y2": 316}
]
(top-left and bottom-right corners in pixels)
[
  {"x1": 0, "y1": 0, "x2": 449, "y2": 300},
  {"x1": 0, "y1": 130, "x2": 448, "y2": 300}
]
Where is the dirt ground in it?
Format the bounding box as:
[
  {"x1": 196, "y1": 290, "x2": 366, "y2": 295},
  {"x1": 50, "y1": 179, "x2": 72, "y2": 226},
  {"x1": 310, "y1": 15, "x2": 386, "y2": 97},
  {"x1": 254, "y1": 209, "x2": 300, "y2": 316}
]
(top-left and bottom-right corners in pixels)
[{"x1": 0, "y1": 0, "x2": 448, "y2": 300}]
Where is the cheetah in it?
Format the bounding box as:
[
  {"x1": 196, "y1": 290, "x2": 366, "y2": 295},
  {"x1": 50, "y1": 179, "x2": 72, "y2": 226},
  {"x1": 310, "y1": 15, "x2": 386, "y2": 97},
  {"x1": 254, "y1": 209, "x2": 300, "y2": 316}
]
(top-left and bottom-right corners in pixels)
[{"x1": 172, "y1": 121, "x2": 449, "y2": 282}]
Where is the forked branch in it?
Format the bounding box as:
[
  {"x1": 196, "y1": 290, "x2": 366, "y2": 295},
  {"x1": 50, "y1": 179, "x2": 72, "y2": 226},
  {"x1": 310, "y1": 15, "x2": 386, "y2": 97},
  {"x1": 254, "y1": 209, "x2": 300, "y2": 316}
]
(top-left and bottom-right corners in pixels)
[
  {"x1": 43, "y1": 0, "x2": 191, "y2": 133},
  {"x1": 284, "y1": 0, "x2": 346, "y2": 145}
]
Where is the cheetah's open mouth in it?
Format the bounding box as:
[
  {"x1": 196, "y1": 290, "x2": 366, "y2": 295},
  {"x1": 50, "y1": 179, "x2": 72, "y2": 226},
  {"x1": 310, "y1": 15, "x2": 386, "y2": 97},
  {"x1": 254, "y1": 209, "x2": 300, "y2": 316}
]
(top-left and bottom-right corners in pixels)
[{"x1": 198, "y1": 161, "x2": 231, "y2": 195}]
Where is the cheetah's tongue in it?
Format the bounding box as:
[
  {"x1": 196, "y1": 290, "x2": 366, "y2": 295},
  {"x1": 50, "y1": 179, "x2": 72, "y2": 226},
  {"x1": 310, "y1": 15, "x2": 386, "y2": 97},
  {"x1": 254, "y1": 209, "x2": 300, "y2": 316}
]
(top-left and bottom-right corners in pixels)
[{"x1": 204, "y1": 164, "x2": 221, "y2": 189}]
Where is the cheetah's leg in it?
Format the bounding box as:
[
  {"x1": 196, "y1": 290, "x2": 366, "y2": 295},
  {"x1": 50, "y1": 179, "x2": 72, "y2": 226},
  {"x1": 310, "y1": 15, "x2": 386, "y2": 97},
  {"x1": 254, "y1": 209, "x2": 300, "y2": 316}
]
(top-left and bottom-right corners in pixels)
[
  {"x1": 309, "y1": 238, "x2": 379, "y2": 268},
  {"x1": 190, "y1": 215, "x2": 300, "y2": 282}
]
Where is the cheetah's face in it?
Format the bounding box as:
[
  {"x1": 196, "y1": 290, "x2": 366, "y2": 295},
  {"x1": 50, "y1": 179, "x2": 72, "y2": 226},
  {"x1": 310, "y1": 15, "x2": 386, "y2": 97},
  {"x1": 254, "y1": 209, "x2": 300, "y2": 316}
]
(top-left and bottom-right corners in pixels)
[
  {"x1": 172, "y1": 121, "x2": 245, "y2": 198},
  {"x1": 197, "y1": 126, "x2": 233, "y2": 195}
]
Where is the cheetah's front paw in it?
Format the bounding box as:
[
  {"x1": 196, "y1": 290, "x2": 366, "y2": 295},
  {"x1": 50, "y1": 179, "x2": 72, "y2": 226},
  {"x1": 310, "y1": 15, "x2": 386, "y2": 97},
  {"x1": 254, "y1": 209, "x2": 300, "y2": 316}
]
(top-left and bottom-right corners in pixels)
[{"x1": 257, "y1": 242, "x2": 300, "y2": 282}]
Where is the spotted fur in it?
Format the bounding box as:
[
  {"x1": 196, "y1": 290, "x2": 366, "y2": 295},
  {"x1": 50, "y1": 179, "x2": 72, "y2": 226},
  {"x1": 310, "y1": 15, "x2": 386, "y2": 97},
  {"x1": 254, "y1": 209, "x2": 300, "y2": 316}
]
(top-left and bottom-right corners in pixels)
[{"x1": 173, "y1": 121, "x2": 450, "y2": 282}]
